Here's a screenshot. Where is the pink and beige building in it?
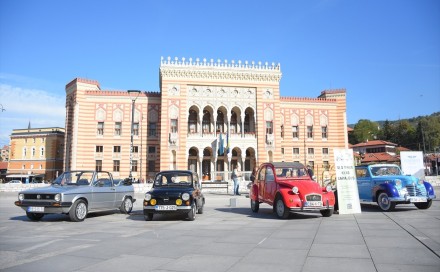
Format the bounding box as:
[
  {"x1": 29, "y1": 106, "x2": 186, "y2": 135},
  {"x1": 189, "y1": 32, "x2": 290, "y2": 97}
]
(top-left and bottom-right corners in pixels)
[
  {"x1": 7, "y1": 127, "x2": 65, "y2": 181},
  {"x1": 64, "y1": 57, "x2": 348, "y2": 183}
]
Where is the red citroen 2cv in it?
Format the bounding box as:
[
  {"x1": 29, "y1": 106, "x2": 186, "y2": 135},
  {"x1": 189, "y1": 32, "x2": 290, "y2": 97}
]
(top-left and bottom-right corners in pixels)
[{"x1": 250, "y1": 162, "x2": 335, "y2": 219}]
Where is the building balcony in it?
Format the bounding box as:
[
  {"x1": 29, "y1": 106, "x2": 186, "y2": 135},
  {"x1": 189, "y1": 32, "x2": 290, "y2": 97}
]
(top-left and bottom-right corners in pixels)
[
  {"x1": 169, "y1": 132, "x2": 178, "y2": 145},
  {"x1": 266, "y1": 133, "x2": 274, "y2": 145}
]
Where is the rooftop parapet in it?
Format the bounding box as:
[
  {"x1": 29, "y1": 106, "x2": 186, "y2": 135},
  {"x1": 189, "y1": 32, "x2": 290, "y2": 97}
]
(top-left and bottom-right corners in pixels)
[{"x1": 160, "y1": 56, "x2": 281, "y2": 71}]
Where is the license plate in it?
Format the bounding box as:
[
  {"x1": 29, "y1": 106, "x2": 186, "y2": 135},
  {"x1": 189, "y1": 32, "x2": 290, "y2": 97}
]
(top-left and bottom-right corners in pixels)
[
  {"x1": 410, "y1": 197, "x2": 426, "y2": 203},
  {"x1": 304, "y1": 201, "x2": 322, "y2": 207},
  {"x1": 27, "y1": 206, "x2": 44, "y2": 213},
  {"x1": 155, "y1": 205, "x2": 177, "y2": 211}
]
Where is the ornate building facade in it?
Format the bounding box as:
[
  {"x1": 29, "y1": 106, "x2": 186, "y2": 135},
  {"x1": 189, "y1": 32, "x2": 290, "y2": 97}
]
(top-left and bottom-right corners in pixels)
[{"x1": 64, "y1": 57, "x2": 348, "y2": 183}]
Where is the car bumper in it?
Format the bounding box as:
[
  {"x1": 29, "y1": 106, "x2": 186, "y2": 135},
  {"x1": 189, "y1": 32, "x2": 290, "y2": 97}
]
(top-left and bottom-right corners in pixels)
[
  {"x1": 389, "y1": 195, "x2": 435, "y2": 203},
  {"x1": 14, "y1": 201, "x2": 73, "y2": 214},
  {"x1": 143, "y1": 205, "x2": 192, "y2": 214},
  {"x1": 288, "y1": 199, "x2": 333, "y2": 211}
]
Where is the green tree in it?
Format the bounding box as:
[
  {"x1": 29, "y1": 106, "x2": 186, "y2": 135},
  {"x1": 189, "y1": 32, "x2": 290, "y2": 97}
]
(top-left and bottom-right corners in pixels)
[
  {"x1": 352, "y1": 119, "x2": 380, "y2": 144},
  {"x1": 378, "y1": 120, "x2": 394, "y2": 141},
  {"x1": 417, "y1": 116, "x2": 440, "y2": 152},
  {"x1": 393, "y1": 120, "x2": 416, "y2": 149}
]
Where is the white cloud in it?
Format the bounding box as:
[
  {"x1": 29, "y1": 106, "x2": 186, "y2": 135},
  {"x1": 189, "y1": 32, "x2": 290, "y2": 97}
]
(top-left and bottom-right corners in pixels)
[{"x1": 0, "y1": 84, "x2": 65, "y2": 147}]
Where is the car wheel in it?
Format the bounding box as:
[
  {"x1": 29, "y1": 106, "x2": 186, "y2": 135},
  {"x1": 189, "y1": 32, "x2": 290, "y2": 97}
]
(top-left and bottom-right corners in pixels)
[
  {"x1": 197, "y1": 204, "x2": 204, "y2": 214},
  {"x1": 275, "y1": 197, "x2": 289, "y2": 219},
  {"x1": 414, "y1": 199, "x2": 432, "y2": 209},
  {"x1": 377, "y1": 192, "x2": 395, "y2": 211},
  {"x1": 320, "y1": 208, "x2": 334, "y2": 217},
  {"x1": 187, "y1": 203, "x2": 196, "y2": 221},
  {"x1": 251, "y1": 199, "x2": 259, "y2": 213},
  {"x1": 26, "y1": 212, "x2": 44, "y2": 221},
  {"x1": 144, "y1": 213, "x2": 153, "y2": 221},
  {"x1": 69, "y1": 199, "x2": 88, "y2": 222},
  {"x1": 120, "y1": 197, "x2": 133, "y2": 214}
]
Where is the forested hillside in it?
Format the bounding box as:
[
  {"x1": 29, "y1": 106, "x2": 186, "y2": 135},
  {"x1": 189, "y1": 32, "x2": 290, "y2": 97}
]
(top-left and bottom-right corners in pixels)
[{"x1": 348, "y1": 112, "x2": 440, "y2": 152}]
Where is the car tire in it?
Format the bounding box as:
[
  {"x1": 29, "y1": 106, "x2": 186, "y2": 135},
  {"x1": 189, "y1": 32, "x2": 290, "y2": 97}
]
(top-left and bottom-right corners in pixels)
[
  {"x1": 69, "y1": 199, "x2": 88, "y2": 222},
  {"x1": 144, "y1": 213, "x2": 153, "y2": 221},
  {"x1": 275, "y1": 197, "x2": 289, "y2": 219},
  {"x1": 187, "y1": 203, "x2": 196, "y2": 221},
  {"x1": 320, "y1": 208, "x2": 334, "y2": 217},
  {"x1": 377, "y1": 192, "x2": 395, "y2": 212},
  {"x1": 120, "y1": 197, "x2": 133, "y2": 214},
  {"x1": 414, "y1": 199, "x2": 432, "y2": 209},
  {"x1": 26, "y1": 212, "x2": 44, "y2": 221},
  {"x1": 197, "y1": 204, "x2": 204, "y2": 214},
  {"x1": 251, "y1": 199, "x2": 259, "y2": 213}
]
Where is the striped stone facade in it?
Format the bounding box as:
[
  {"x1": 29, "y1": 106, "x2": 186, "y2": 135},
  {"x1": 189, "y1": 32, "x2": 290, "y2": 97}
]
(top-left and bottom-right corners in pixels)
[{"x1": 64, "y1": 57, "x2": 347, "y2": 183}]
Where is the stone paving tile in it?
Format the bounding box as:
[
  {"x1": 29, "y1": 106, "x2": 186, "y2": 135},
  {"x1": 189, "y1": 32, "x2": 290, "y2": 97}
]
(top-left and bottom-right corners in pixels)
[
  {"x1": 308, "y1": 243, "x2": 371, "y2": 258},
  {"x1": 241, "y1": 247, "x2": 309, "y2": 265},
  {"x1": 77, "y1": 254, "x2": 173, "y2": 272},
  {"x1": 302, "y1": 256, "x2": 376, "y2": 272},
  {"x1": 375, "y1": 263, "x2": 440, "y2": 272},
  {"x1": 370, "y1": 247, "x2": 440, "y2": 266},
  {"x1": 159, "y1": 254, "x2": 240, "y2": 272},
  {"x1": 364, "y1": 236, "x2": 425, "y2": 249},
  {"x1": 257, "y1": 237, "x2": 313, "y2": 250}
]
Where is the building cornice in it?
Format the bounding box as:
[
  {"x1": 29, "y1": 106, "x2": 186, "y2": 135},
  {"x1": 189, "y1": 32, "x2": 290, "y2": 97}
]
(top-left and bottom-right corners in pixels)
[
  {"x1": 84, "y1": 90, "x2": 160, "y2": 97},
  {"x1": 160, "y1": 56, "x2": 282, "y2": 83},
  {"x1": 280, "y1": 97, "x2": 337, "y2": 103}
]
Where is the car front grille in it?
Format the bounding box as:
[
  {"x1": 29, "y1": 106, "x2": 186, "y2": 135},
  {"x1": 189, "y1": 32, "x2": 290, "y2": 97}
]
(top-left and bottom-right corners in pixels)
[
  {"x1": 305, "y1": 194, "x2": 322, "y2": 202},
  {"x1": 23, "y1": 194, "x2": 56, "y2": 200},
  {"x1": 156, "y1": 197, "x2": 178, "y2": 205},
  {"x1": 406, "y1": 185, "x2": 426, "y2": 197}
]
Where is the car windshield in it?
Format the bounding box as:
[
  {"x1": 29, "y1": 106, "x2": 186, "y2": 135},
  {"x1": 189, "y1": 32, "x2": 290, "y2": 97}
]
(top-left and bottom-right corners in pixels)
[
  {"x1": 52, "y1": 171, "x2": 94, "y2": 186},
  {"x1": 154, "y1": 172, "x2": 192, "y2": 187},
  {"x1": 371, "y1": 166, "x2": 402, "y2": 177},
  {"x1": 275, "y1": 167, "x2": 308, "y2": 178}
]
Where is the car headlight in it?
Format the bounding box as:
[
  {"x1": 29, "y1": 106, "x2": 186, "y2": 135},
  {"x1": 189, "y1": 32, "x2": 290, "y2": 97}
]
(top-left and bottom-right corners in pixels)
[
  {"x1": 54, "y1": 194, "x2": 61, "y2": 202},
  {"x1": 292, "y1": 186, "x2": 299, "y2": 194},
  {"x1": 399, "y1": 187, "x2": 408, "y2": 196},
  {"x1": 182, "y1": 193, "x2": 190, "y2": 201},
  {"x1": 394, "y1": 179, "x2": 401, "y2": 187},
  {"x1": 145, "y1": 193, "x2": 152, "y2": 201},
  {"x1": 418, "y1": 179, "x2": 424, "y2": 185},
  {"x1": 326, "y1": 185, "x2": 333, "y2": 192},
  {"x1": 18, "y1": 193, "x2": 24, "y2": 201}
]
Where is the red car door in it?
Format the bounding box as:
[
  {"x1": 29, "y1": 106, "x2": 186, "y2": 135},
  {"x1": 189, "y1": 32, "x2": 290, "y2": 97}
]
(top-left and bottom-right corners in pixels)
[
  {"x1": 257, "y1": 167, "x2": 266, "y2": 202},
  {"x1": 263, "y1": 165, "x2": 277, "y2": 205}
]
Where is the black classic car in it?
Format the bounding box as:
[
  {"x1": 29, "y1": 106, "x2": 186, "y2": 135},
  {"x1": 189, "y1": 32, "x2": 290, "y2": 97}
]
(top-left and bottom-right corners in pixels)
[{"x1": 143, "y1": 170, "x2": 205, "y2": 221}]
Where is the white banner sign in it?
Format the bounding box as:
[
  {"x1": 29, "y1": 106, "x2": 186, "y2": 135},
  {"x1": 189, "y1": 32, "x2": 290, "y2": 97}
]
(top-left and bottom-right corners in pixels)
[
  {"x1": 334, "y1": 148, "x2": 362, "y2": 214},
  {"x1": 400, "y1": 151, "x2": 425, "y2": 179}
]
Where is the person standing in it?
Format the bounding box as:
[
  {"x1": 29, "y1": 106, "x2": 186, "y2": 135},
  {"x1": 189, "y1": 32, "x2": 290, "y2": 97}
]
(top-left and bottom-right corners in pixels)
[
  {"x1": 307, "y1": 165, "x2": 315, "y2": 180},
  {"x1": 232, "y1": 165, "x2": 241, "y2": 196}
]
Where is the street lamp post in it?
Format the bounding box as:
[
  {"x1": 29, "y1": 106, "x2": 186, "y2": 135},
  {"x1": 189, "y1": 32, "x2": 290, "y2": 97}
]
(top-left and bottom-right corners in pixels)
[{"x1": 128, "y1": 90, "x2": 141, "y2": 181}]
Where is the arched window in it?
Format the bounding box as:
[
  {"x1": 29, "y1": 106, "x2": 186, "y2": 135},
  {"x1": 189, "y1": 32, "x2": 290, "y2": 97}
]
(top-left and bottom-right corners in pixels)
[
  {"x1": 230, "y1": 111, "x2": 238, "y2": 133},
  {"x1": 202, "y1": 111, "x2": 211, "y2": 133},
  {"x1": 216, "y1": 111, "x2": 225, "y2": 133},
  {"x1": 188, "y1": 110, "x2": 198, "y2": 133}
]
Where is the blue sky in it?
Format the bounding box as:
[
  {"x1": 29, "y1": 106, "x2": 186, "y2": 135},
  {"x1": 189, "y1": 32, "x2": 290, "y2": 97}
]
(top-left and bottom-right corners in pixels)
[{"x1": 0, "y1": 0, "x2": 439, "y2": 147}]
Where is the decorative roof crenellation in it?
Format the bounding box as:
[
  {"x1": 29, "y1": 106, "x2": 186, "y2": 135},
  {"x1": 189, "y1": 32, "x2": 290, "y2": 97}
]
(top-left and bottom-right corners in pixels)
[{"x1": 160, "y1": 56, "x2": 281, "y2": 71}]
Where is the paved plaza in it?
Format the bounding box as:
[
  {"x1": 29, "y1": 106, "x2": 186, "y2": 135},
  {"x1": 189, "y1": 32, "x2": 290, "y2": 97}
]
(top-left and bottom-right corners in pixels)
[{"x1": 0, "y1": 190, "x2": 439, "y2": 272}]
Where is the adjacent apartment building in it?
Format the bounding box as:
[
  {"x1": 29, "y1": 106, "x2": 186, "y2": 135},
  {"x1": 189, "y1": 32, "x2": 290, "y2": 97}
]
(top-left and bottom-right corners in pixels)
[
  {"x1": 64, "y1": 57, "x2": 348, "y2": 183},
  {"x1": 7, "y1": 127, "x2": 65, "y2": 182}
]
